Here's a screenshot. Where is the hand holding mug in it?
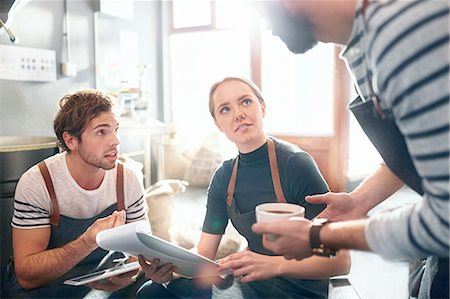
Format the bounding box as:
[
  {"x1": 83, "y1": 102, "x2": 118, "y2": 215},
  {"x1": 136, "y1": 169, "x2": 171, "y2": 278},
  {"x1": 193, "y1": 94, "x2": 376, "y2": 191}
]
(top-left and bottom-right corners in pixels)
[{"x1": 255, "y1": 203, "x2": 305, "y2": 241}]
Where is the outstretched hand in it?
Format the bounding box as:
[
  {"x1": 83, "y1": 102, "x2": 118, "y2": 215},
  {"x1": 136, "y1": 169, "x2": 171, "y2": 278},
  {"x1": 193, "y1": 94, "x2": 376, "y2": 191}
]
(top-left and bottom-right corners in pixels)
[
  {"x1": 306, "y1": 192, "x2": 366, "y2": 221},
  {"x1": 252, "y1": 217, "x2": 313, "y2": 260}
]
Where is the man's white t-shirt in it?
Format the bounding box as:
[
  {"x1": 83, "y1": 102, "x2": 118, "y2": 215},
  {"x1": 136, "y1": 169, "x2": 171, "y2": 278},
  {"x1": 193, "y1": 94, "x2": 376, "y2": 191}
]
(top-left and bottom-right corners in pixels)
[{"x1": 12, "y1": 152, "x2": 148, "y2": 229}]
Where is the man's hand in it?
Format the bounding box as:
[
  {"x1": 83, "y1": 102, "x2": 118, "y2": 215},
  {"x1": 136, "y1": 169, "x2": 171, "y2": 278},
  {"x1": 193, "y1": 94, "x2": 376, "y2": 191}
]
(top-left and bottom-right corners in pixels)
[
  {"x1": 138, "y1": 256, "x2": 176, "y2": 284},
  {"x1": 306, "y1": 192, "x2": 366, "y2": 221},
  {"x1": 252, "y1": 217, "x2": 313, "y2": 260},
  {"x1": 81, "y1": 210, "x2": 126, "y2": 249}
]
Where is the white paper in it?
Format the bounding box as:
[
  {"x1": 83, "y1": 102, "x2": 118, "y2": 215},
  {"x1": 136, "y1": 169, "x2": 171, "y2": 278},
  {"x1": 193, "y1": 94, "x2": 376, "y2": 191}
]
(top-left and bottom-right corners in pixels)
[{"x1": 96, "y1": 221, "x2": 222, "y2": 278}]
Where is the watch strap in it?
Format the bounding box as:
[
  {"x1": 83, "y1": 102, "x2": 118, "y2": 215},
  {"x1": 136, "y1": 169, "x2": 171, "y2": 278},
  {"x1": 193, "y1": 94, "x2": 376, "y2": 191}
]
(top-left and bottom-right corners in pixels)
[
  {"x1": 309, "y1": 218, "x2": 337, "y2": 257},
  {"x1": 310, "y1": 222, "x2": 323, "y2": 249}
]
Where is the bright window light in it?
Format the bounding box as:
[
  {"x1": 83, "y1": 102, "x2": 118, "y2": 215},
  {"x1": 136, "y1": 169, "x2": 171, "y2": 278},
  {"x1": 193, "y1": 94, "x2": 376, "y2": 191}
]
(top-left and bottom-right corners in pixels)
[
  {"x1": 172, "y1": 0, "x2": 211, "y2": 29},
  {"x1": 169, "y1": 30, "x2": 251, "y2": 148},
  {"x1": 262, "y1": 32, "x2": 335, "y2": 136}
]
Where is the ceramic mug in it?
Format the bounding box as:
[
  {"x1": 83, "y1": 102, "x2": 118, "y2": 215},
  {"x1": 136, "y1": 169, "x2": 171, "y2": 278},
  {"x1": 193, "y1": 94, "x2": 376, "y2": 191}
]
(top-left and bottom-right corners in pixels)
[{"x1": 255, "y1": 203, "x2": 305, "y2": 241}]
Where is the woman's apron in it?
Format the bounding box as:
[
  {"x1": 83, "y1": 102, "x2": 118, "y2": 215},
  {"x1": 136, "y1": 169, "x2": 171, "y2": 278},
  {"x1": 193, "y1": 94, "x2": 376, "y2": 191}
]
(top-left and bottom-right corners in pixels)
[
  {"x1": 223, "y1": 138, "x2": 329, "y2": 298},
  {"x1": 3, "y1": 163, "x2": 127, "y2": 298},
  {"x1": 349, "y1": 96, "x2": 448, "y2": 299}
]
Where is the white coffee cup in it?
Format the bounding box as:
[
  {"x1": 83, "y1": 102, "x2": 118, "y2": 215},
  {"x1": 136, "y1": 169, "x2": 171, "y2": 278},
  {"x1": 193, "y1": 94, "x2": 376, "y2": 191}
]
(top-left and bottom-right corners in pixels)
[{"x1": 255, "y1": 203, "x2": 305, "y2": 241}]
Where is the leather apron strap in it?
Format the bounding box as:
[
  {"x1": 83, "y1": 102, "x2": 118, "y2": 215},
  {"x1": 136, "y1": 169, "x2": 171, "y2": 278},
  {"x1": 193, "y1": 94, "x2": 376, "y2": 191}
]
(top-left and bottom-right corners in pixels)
[
  {"x1": 116, "y1": 162, "x2": 125, "y2": 211},
  {"x1": 38, "y1": 161, "x2": 126, "y2": 226},
  {"x1": 267, "y1": 138, "x2": 287, "y2": 203},
  {"x1": 226, "y1": 157, "x2": 239, "y2": 206},
  {"x1": 38, "y1": 162, "x2": 61, "y2": 226},
  {"x1": 226, "y1": 138, "x2": 287, "y2": 206}
]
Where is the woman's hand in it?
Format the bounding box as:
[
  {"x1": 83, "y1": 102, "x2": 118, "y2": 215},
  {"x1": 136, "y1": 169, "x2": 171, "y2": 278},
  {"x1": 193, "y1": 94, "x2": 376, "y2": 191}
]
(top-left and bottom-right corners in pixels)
[
  {"x1": 138, "y1": 256, "x2": 176, "y2": 284},
  {"x1": 87, "y1": 267, "x2": 139, "y2": 292},
  {"x1": 216, "y1": 250, "x2": 281, "y2": 283}
]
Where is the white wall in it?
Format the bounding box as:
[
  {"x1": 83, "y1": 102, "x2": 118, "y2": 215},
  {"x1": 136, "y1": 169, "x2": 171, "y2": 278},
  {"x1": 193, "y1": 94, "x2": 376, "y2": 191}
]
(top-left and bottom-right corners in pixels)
[{"x1": 0, "y1": 0, "x2": 162, "y2": 137}]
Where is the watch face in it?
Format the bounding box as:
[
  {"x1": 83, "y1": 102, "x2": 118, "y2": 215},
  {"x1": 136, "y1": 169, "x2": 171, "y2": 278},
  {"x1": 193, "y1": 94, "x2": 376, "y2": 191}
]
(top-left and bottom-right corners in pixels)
[{"x1": 313, "y1": 218, "x2": 329, "y2": 225}]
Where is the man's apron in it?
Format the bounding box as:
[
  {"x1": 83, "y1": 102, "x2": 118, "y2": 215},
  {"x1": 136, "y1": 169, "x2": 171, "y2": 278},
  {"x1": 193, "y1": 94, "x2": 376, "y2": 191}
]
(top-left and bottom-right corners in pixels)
[
  {"x1": 3, "y1": 163, "x2": 128, "y2": 298},
  {"x1": 223, "y1": 138, "x2": 328, "y2": 298},
  {"x1": 349, "y1": 96, "x2": 448, "y2": 299}
]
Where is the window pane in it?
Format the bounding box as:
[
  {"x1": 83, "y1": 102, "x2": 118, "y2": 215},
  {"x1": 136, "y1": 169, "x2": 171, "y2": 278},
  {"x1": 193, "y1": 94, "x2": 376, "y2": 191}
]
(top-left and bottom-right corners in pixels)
[
  {"x1": 169, "y1": 30, "x2": 251, "y2": 147},
  {"x1": 172, "y1": 0, "x2": 211, "y2": 29},
  {"x1": 215, "y1": 0, "x2": 255, "y2": 29},
  {"x1": 347, "y1": 88, "x2": 382, "y2": 178},
  {"x1": 262, "y1": 32, "x2": 335, "y2": 136}
]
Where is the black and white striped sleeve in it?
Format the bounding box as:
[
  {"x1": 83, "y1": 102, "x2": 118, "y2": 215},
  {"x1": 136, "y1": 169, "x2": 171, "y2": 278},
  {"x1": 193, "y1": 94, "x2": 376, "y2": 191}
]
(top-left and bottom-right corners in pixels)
[
  {"x1": 365, "y1": 0, "x2": 449, "y2": 259},
  {"x1": 12, "y1": 168, "x2": 52, "y2": 229}
]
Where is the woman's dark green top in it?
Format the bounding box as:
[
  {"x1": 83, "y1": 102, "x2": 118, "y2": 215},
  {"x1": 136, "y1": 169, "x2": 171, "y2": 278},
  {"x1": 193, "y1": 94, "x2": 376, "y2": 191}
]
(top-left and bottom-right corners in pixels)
[{"x1": 202, "y1": 138, "x2": 328, "y2": 234}]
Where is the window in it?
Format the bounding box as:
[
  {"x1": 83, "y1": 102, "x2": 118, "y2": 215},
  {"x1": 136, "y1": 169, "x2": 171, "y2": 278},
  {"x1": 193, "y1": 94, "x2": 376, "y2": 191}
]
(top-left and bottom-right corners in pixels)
[
  {"x1": 169, "y1": 30, "x2": 251, "y2": 147},
  {"x1": 261, "y1": 33, "x2": 335, "y2": 136},
  {"x1": 172, "y1": 0, "x2": 211, "y2": 29},
  {"x1": 168, "y1": 1, "x2": 335, "y2": 140},
  {"x1": 168, "y1": 0, "x2": 254, "y2": 148},
  {"x1": 347, "y1": 89, "x2": 382, "y2": 179}
]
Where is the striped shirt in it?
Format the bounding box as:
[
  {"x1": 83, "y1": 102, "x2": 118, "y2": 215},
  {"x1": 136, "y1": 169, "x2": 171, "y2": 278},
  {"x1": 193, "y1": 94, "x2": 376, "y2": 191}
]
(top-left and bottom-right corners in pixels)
[
  {"x1": 12, "y1": 152, "x2": 148, "y2": 229},
  {"x1": 342, "y1": 0, "x2": 449, "y2": 259}
]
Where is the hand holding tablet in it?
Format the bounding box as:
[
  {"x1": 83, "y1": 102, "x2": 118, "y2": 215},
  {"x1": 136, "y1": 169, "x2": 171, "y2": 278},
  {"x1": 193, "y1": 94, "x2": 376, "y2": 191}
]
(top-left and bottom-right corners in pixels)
[{"x1": 64, "y1": 261, "x2": 140, "y2": 286}]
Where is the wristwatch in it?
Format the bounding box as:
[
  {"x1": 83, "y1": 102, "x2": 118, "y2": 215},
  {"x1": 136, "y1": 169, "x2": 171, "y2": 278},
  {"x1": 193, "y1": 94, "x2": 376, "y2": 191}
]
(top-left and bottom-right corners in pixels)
[{"x1": 309, "y1": 218, "x2": 337, "y2": 257}]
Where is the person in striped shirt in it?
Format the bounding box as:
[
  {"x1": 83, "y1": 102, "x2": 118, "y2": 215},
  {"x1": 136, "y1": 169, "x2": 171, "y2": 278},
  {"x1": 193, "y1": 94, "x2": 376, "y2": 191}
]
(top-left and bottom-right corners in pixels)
[
  {"x1": 3, "y1": 90, "x2": 148, "y2": 298},
  {"x1": 251, "y1": 1, "x2": 449, "y2": 298}
]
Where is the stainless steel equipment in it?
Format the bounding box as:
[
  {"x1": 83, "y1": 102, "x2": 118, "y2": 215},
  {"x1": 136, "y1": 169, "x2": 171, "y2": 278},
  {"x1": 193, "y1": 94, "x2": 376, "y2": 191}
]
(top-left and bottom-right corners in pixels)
[{"x1": 0, "y1": 136, "x2": 59, "y2": 289}]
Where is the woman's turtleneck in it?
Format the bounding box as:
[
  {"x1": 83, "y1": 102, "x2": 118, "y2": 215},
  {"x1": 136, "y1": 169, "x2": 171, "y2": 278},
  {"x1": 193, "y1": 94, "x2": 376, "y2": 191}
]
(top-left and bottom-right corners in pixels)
[{"x1": 238, "y1": 140, "x2": 269, "y2": 163}]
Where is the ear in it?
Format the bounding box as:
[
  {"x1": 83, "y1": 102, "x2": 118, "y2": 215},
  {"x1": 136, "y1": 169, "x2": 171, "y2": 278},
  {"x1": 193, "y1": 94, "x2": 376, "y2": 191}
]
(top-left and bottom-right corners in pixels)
[
  {"x1": 261, "y1": 101, "x2": 267, "y2": 118},
  {"x1": 214, "y1": 119, "x2": 224, "y2": 133},
  {"x1": 63, "y1": 131, "x2": 78, "y2": 152}
]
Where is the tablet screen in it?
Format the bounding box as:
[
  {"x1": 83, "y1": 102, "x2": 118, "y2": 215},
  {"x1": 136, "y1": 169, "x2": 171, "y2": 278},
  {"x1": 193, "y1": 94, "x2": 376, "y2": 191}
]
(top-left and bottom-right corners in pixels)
[{"x1": 63, "y1": 261, "x2": 140, "y2": 286}]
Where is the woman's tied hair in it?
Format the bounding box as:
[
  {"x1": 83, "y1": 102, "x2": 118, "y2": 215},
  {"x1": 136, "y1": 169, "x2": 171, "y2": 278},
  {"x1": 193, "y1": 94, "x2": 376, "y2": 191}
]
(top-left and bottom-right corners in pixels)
[{"x1": 53, "y1": 89, "x2": 117, "y2": 152}]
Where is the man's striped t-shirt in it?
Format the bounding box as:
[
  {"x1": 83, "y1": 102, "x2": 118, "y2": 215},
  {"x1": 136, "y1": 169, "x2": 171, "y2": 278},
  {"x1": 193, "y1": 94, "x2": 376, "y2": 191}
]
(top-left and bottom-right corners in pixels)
[{"x1": 342, "y1": 0, "x2": 449, "y2": 259}]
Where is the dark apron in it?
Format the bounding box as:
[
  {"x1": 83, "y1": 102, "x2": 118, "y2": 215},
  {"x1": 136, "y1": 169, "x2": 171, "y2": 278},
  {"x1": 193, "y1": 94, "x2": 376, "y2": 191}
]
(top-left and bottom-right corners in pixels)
[
  {"x1": 3, "y1": 205, "x2": 122, "y2": 298},
  {"x1": 224, "y1": 138, "x2": 328, "y2": 298},
  {"x1": 349, "y1": 96, "x2": 449, "y2": 299},
  {"x1": 2, "y1": 162, "x2": 141, "y2": 298}
]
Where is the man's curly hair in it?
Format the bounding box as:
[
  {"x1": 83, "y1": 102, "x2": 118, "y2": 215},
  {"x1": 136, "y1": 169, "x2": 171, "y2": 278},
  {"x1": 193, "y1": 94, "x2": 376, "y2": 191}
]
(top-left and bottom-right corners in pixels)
[{"x1": 53, "y1": 89, "x2": 117, "y2": 152}]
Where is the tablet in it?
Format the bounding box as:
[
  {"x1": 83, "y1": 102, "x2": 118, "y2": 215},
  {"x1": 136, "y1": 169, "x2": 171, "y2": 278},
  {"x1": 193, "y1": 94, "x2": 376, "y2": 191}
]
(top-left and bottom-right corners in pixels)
[{"x1": 63, "y1": 261, "x2": 140, "y2": 286}]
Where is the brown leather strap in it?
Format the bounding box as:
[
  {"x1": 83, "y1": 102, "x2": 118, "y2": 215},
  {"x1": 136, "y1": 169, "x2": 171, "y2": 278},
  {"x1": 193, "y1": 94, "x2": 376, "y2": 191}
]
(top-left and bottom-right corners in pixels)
[
  {"x1": 226, "y1": 138, "x2": 287, "y2": 206},
  {"x1": 226, "y1": 157, "x2": 239, "y2": 206},
  {"x1": 38, "y1": 162, "x2": 60, "y2": 226},
  {"x1": 267, "y1": 138, "x2": 287, "y2": 203},
  {"x1": 116, "y1": 162, "x2": 125, "y2": 211}
]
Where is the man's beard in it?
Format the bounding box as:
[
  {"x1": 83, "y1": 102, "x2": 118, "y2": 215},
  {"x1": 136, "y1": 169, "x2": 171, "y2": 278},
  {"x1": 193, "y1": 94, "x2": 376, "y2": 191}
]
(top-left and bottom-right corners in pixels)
[
  {"x1": 272, "y1": 9, "x2": 318, "y2": 54},
  {"x1": 78, "y1": 145, "x2": 116, "y2": 170},
  {"x1": 255, "y1": 2, "x2": 318, "y2": 54}
]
